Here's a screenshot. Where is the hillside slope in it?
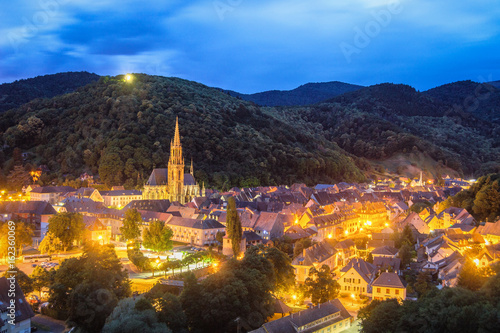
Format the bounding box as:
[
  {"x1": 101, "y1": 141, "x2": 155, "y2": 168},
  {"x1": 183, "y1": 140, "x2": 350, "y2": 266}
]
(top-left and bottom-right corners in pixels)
[
  {"x1": 224, "y1": 81, "x2": 363, "y2": 106},
  {"x1": 0, "y1": 74, "x2": 364, "y2": 189},
  {"x1": 0, "y1": 72, "x2": 100, "y2": 113}
]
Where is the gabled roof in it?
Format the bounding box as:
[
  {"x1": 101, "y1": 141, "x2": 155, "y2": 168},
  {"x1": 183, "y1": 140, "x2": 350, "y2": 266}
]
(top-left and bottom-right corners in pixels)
[
  {"x1": 146, "y1": 168, "x2": 168, "y2": 186},
  {"x1": 373, "y1": 257, "x2": 401, "y2": 272},
  {"x1": 0, "y1": 201, "x2": 57, "y2": 215},
  {"x1": 167, "y1": 217, "x2": 224, "y2": 230},
  {"x1": 29, "y1": 186, "x2": 75, "y2": 194},
  {"x1": 250, "y1": 299, "x2": 351, "y2": 333},
  {"x1": 371, "y1": 245, "x2": 398, "y2": 256},
  {"x1": 100, "y1": 190, "x2": 142, "y2": 196},
  {"x1": 123, "y1": 200, "x2": 171, "y2": 213},
  {"x1": 335, "y1": 239, "x2": 355, "y2": 250},
  {"x1": 372, "y1": 272, "x2": 406, "y2": 288},
  {"x1": 340, "y1": 258, "x2": 377, "y2": 283},
  {"x1": 0, "y1": 277, "x2": 34, "y2": 323},
  {"x1": 477, "y1": 220, "x2": 500, "y2": 237},
  {"x1": 292, "y1": 241, "x2": 336, "y2": 266}
]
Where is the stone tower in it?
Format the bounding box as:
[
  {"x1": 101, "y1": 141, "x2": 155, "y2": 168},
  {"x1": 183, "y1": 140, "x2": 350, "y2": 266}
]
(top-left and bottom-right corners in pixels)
[{"x1": 168, "y1": 117, "x2": 184, "y2": 202}]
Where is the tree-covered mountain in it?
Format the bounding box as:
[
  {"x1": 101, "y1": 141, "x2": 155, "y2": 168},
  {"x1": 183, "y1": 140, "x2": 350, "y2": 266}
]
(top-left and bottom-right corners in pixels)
[
  {"x1": 223, "y1": 81, "x2": 363, "y2": 106},
  {"x1": 0, "y1": 74, "x2": 364, "y2": 189},
  {"x1": 0, "y1": 72, "x2": 100, "y2": 113},
  {"x1": 423, "y1": 80, "x2": 500, "y2": 123},
  {"x1": 269, "y1": 82, "x2": 500, "y2": 177},
  {"x1": 0, "y1": 74, "x2": 498, "y2": 189}
]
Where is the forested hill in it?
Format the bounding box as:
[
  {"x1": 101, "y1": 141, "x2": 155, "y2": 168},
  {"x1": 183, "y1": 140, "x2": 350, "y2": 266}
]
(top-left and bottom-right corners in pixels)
[
  {"x1": 0, "y1": 74, "x2": 365, "y2": 189},
  {"x1": 269, "y1": 82, "x2": 500, "y2": 177},
  {"x1": 224, "y1": 81, "x2": 363, "y2": 106},
  {"x1": 0, "y1": 72, "x2": 100, "y2": 113},
  {"x1": 423, "y1": 80, "x2": 500, "y2": 123}
]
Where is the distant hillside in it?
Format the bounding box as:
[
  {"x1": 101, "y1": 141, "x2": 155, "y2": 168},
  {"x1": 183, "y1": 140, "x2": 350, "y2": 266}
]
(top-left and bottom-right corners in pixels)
[
  {"x1": 488, "y1": 81, "x2": 500, "y2": 89},
  {"x1": 0, "y1": 72, "x2": 100, "y2": 112},
  {"x1": 0, "y1": 74, "x2": 364, "y2": 189},
  {"x1": 268, "y1": 83, "x2": 500, "y2": 177},
  {"x1": 224, "y1": 81, "x2": 363, "y2": 106},
  {"x1": 424, "y1": 80, "x2": 500, "y2": 123}
]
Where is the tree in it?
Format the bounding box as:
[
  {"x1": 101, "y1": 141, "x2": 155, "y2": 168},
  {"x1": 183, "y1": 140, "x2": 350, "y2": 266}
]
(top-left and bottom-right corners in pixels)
[
  {"x1": 50, "y1": 244, "x2": 130, "y2": 329},
  {"x1": 30, "y1": 266, "x2": 51, "y2": 296},
  {"x1": 254, "y1": 245, "x2": 295, "y2": 294},
  {"x1": 47, "y1": 213, "x2": 85, "y2": 251},
  {"x1": 102, "y1": 297, "x2": 171, "y2": 333},
  {"x1": 366, "y1": 252, "x2": 374, "y2": 264},
  {"x1": 7, "y1": 165, "x2": 31, "y2": 190},
  {"x1": 142, "y1": 220, "x2": 173, "y2": 253},
  {"x1": 180, "y1": 251, "x2": 275, "y2": 332},
  {"x1": 304, "y1": 265, "x2": 340, "y2": 305},
  {"x1": 215, "y1": 231, "x2": 225, "y2": 252},
  {"x1": 3, "y1": 267, "x2": 33, "y2": 294},
  {"x1": 414, "y1": 271, "x2": 435, "y2": 297},
  {"x1": 0, "y1": 221, "x2": 33, "y2": 259},
  {"x1": 151, "y1": 292, "x2": 187, "y2": 333},
  {"x1": 120, "y1": 209, "x2": 142, "y2": 242},
  {"x1": 225, "y1": 197, "x2": 242, "y2": 257},
  {"x1": 358, "y1": 299, "x2": 402, "y2": 333},
  {"x1": 398, "y1": 243, "x2": 414, "y2": 268},
  {"x1": 38, "y1": 232, "x2": 62, "y2": 255},
  {"x1": 457, "y1": 259, "x2": 486, "y2": 291}
]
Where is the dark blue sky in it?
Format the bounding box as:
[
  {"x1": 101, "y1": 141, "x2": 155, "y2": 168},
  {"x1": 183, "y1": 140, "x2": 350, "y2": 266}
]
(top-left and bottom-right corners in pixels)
[{"x1": 1, "y1": 0, "x2": 499, "y2": 93}]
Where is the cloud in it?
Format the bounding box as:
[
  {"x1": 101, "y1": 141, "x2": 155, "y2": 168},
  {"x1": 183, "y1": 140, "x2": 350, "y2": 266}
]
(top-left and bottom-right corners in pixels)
[{"x1": 0, "y1": 0, "x2": 499, "y2": 91}]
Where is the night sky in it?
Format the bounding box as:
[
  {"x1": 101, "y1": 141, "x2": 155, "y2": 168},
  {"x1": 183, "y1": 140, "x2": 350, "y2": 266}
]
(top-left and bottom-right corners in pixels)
[{"x1": 1, "y1": 0, "x2": 499, "y2": 93}]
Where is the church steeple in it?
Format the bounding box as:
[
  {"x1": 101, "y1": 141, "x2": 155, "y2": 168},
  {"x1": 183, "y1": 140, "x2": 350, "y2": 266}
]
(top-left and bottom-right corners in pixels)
[
  {"x1": 190, "y1": 158, "x2": 194, "y2": 175},
  {"x1": 173, "y1": 116, "x2": 181, "y2": 147},
  {"x1": 168, "y1": 117, "x2": 184, "y2": 203}
]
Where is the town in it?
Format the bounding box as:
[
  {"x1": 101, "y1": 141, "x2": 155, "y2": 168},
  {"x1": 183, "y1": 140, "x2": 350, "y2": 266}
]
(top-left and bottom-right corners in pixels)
[{"x1": 1, "y1": 120, "x2": 498, "y2": 333}]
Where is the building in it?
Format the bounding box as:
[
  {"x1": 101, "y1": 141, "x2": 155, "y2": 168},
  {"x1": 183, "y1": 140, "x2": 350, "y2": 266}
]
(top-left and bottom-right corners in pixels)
[
  {"x1": 28, "y1": 186, "x2": 74, "y2": 204},
  {"x1": 292, "y1": 241, "x2": 337, "y2": 283},
  {"x1": 100, "y1": 190, "x2": 142, "y2": 207},
  {"x1": 142, "y1": 118, "x2": 202, "y2": 204},
  {"x1": 167, "y1": 217, "x2": 225, "y2": 246},
  {"x1": 83, "y1": 216, "x2": 112, "y2": 245},
  {"x1": 371, "y1": 272, "x2": 407, "y2": 301},
  {"x1": 249, "y1": 299, "x2": 352, "y2": 333},
  {"x1": 338, "y1": 258, "x2": 377, "y2": 296},
  {"x1": 0, "y1": 201, "x2": 57, "y2": 239},
  {"x1": 0, "y1": 277, "x2": 35, "y2": 333}
]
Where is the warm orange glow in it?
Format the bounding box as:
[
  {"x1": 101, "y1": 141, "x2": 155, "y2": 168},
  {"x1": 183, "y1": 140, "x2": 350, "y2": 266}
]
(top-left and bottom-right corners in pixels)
[
  {"x1": 213, "y1": 262, "x2": 218, "y2": 267},
  {"x1": 98, "y1": 235, "x2": 103, "y2": 240},
  {"x1": 385, "y1": 223, "x2": 389, "y2": 227},
  {"x1": 485, "y1": 240, "x2": 490, "y2": 246},
  {"x1": 344, "y1": 230, "x2": 348, "y2": 235},
  {"x1": 473, "y1": 259, "x2": 480, "y2": 266},
  {"x1": 292, "y1": 294, "x2": 297, "y2": 300},
  {"x1": 328, "y1": 234, "x2": 333, "y2": 239},
  {"x1": 294, "y1": 219, "x2": 299, "y2": 224}
]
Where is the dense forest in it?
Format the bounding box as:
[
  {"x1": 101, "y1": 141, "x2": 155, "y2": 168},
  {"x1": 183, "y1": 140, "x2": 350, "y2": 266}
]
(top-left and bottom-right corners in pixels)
[
  {"x1": 0, "y1": 72, "x2": 100, "y2": 112},
  {"x1": 223, "y1": 81, "x2": 363, "y2": 106},
  {"x1": 0, "y1": 74, "x2": 364, "y2": 189},
  {"x1": 0, "y1": 73, "x2": 499, "y2": 189},
  {"x1": 269, "y1": 82, "x2": 500, "y2": 177}
]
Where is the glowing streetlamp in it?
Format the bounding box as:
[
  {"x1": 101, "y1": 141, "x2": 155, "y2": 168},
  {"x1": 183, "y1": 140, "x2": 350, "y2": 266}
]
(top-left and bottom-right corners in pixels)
[
  {"x1": 473, "y1": 259, "x2": 480, "y2": 266},
  {"x1": 98, "y1": 235, "x2": 103, "y2": 245},
  {"x1": 351, "y1": 293, "x2": 355, "y2": 305}
]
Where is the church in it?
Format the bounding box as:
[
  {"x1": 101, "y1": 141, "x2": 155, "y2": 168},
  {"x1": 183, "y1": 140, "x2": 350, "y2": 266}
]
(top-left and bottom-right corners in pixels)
[{"x1": 142, "y1": 117, "x2": 203, "y2": 204}]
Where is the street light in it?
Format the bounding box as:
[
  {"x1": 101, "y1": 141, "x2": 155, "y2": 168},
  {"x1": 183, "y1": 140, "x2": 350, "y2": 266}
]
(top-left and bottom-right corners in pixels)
[{"x1": 351, "y1": 293, "x2": 355, "y2": 306}]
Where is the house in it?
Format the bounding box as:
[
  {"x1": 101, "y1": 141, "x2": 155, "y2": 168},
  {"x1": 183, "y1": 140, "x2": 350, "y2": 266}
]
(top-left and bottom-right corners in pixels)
[
  {"x1": 477, "y1": 219, "x2": 500, "y2": 245},
  {"x1": 338, "y1": 258, "x2": 377, "y2": 296},
  {"x1": 83, "y1": 216, "x2": 112, "y2": 245},
  {"x1": 373, "y1": 257, "x2": 402, "y2": 274},
  {"x1": 0, "y1": 277, "x2": 35, "y2": 333},
  {"x1": 251, "y1": 212, "x2": 285, "y2": 240},
  {"x1": 28, "y1": 186, "x2": 75, "y2": 204},
  {"x1": 222, "y1": 231, "x2": 266, "y2": 257},
  {"x1": 334, "y1": 239, "x2": 356, "y2": 266},
  {"x1": 400, "y1": 212, "x2": 430, "y2": 234},
  {"x1": 371, "y1": 272, "x2": 407, "y2": 301},
  {"x1": 74, "y1": 187, "x2": 104, "y2": 202},
  {"x1": 249, "y1": 299, "x2": 352, "y2": 333},
  {"x1": 438, "y1": 256, "x2": 463, "y2": 287},
  {"x1": 167, "y1": 217, "x2": 225, "y2": 246},
  {"x1": 291, "y1": 241, "x2": 337, "y2": 283},
  {"x1": 371, "y1": 246, "x2": 398, "y2": 258},
  {"x1": 100, "y1": 190, "x2": 142, "y2": 207},
  {"x1": 0, "y1": 201, "x2": 57, "y2": 239}
]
